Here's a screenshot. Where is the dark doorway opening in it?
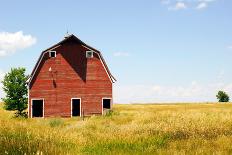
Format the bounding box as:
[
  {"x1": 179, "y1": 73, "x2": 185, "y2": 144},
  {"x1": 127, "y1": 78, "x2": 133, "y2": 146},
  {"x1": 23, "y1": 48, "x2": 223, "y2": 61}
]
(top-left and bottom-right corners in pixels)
[
  {"x1": 32, "y1": 99, "x2": 43, "y2": 117},
  {"x1": 72, "y1": 99, "x2": 81, "y2": 116},
  {"x1": 103, "y1": 99, "x2": 111, "y2": 110}
]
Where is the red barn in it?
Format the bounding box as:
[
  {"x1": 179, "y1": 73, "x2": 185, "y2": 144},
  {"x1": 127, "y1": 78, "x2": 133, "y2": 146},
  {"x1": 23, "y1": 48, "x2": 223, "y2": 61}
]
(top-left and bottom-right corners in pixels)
[{"x1": 27, "y1": 34, "x2": 116, "y2": 118}]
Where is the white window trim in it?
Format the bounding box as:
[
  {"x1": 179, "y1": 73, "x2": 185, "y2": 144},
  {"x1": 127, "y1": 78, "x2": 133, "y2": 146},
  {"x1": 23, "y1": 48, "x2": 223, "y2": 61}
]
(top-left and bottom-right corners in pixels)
[
  {"x1": 31, "y1": 98, "x2": 45, "y2": 118},
  {"x1": 71, "y1": 98, "x2": 82, "y2": 117},
  {"x1": 49, "y1": 51, "x2": 56, "y2": 58},
  {"x1": 102, "y1": 98, "x2": 112, "y2": 115},
  {"x1": 86, "y1": 50, "x2": 93, "y2": 58}
]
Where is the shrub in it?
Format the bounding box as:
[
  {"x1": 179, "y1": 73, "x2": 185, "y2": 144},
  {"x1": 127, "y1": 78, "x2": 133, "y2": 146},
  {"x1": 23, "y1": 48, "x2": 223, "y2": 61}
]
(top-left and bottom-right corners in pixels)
[
  {"x1": 103, "y1": 109, "x2": 119, "y2": 117},
  {"x1": 216, "y1": 91, "x2": 230, "y2": 102}
]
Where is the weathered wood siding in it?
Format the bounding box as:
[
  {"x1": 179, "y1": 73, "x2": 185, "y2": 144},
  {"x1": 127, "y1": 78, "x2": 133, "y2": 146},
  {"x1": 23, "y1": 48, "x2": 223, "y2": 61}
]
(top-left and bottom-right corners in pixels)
[{"x1": 29, "y1": 41, "x2": 112, "y2": 117}]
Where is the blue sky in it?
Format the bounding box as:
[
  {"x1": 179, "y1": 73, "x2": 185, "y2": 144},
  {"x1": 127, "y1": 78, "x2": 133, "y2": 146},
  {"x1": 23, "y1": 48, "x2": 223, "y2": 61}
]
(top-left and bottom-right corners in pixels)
[{"x1": 0, "y1": 0, "x2": 232, "y2": 103}]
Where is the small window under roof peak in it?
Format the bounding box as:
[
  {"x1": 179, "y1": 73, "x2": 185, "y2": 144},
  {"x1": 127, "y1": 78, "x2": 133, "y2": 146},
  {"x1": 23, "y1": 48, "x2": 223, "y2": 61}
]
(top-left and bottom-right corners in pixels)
[
  {"x1": 86, "y1": 51, "x2": 93, "y2": 58},
  {"x1": 49, "y1": 51, "x2": 56, "y2": 58}
]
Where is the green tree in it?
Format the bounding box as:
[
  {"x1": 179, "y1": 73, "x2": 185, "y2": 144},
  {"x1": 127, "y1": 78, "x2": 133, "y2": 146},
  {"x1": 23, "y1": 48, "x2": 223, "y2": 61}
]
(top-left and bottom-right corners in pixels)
[
  {"x1": 216, "y1": 91, "x2": 230, "y2": 102},
  {"x1": 1, "y1": 68, "x2": 28, "y2": 117}
]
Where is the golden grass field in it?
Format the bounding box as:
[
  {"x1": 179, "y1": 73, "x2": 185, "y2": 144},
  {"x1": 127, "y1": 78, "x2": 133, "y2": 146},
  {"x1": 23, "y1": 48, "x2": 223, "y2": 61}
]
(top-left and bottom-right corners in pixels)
[{"x1": 1, "y1": 103, "x2": 232, "y2": 154}]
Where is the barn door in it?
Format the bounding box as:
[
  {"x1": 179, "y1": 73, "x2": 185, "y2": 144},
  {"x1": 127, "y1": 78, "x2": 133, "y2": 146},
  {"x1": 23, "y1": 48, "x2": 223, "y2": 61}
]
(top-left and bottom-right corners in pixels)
[
  {"x1": 102, "y1": 99, "x2": 111, "y2": 110},
  {"x1": 32, "y1": 99, "x2": 44, "y2": 117},
  {"x1": 72, "y1": 98, "x2": 81, "y2": 117}
]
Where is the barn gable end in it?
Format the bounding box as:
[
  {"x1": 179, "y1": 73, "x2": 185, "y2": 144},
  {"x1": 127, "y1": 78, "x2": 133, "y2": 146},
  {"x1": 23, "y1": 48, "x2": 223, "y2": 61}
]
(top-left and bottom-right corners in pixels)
[
  {"x1": 28, "y1": 35, "x2": 116, "y2": 88},
  {"x1": 28, "y1": 34, "x2": 115, "y2": 118}
]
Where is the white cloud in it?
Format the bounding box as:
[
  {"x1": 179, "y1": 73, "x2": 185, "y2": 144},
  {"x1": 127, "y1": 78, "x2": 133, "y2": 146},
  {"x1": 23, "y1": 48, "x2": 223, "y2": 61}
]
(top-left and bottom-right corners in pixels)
[
  {"x1": 161, "y1": 0, "x2": 216, "y2": 10},
  {"x1": 0, "y1": 31, "x2": 36, "y2": 57},
  {"x1": 113, "y1": 52, "x2": 130, "y2": 57},
  {"x1": 114, "y1": 81, "x2": 232, "y2": 103},
  {"x1": 0, "y1": 70, "x2": 5, "y2": 101},
  {"x1": 196, "y1": 2, "x2": 208, "y2": 9},
  {"x1": 169, "y1": 2, "x2": 187, "y2": 10}
]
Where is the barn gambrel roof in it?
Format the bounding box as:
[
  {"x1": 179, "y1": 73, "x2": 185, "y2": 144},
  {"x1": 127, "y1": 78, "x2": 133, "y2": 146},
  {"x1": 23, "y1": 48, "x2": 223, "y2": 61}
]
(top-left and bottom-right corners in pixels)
[{"x1": 28, "y1": 34, "x2": 116, "y2": 86}]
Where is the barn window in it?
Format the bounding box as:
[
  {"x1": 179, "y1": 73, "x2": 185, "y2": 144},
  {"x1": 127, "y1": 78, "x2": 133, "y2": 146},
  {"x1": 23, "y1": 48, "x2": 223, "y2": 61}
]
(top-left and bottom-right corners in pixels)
[
  {"x1": 49, "y1": 51, "x2": 56, "y2": 58},
  {"x1": 86, "y1": 51, "x2": 93, "y2": 58}
]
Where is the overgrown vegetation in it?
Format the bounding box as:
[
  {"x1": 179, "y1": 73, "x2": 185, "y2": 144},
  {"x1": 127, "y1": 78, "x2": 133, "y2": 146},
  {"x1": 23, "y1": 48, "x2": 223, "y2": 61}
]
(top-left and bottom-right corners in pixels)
[
  {"x1": 49, "y1": 118, "x2": 65, "y2": 127},
  {"x1": 1, "y1": 68, "x2": 28, "y2": 117},
  {"x1": 1, "y1": 103, "x2": 232, "y2": 154}
]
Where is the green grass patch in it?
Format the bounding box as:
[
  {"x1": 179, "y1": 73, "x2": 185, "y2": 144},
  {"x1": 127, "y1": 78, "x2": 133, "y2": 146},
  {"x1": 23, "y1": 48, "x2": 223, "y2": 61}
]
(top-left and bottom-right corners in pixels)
[{"x1": 49, "y1": 118, "x2": 65, "y2": 127}]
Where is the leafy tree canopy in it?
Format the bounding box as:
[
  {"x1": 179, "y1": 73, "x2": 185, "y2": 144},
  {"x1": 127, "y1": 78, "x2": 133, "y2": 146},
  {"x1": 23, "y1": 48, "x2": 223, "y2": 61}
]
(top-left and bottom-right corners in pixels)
[
  {"x1": 216, "y1": 91, "x2": 230, "y2": 103},
  {"x1": 1, "y1": 68, "x2": 28, "y2": 117}
]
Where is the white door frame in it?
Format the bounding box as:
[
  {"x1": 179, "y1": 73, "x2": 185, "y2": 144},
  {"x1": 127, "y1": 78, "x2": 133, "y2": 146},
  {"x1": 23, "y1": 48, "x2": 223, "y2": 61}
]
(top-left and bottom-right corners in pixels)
[
  {"x1": 102, "y1": 98, "x2": 112, "y2": 115},
  {"x1": 27, "y1": 86, "x2": 30, "y2": 118},
  {"x1": 71, "y1": 98, "x2": 82, "y2": 117},
  {"x1": 31, "y1": 98, "x2": 44, "y2": 118}
]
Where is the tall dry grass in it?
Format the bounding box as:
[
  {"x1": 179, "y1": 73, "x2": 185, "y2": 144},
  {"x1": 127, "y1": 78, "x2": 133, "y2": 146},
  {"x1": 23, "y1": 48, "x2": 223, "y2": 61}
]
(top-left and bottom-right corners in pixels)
[{"x1": 1, "y1": 103, "x2": 232, "y2": 154}]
